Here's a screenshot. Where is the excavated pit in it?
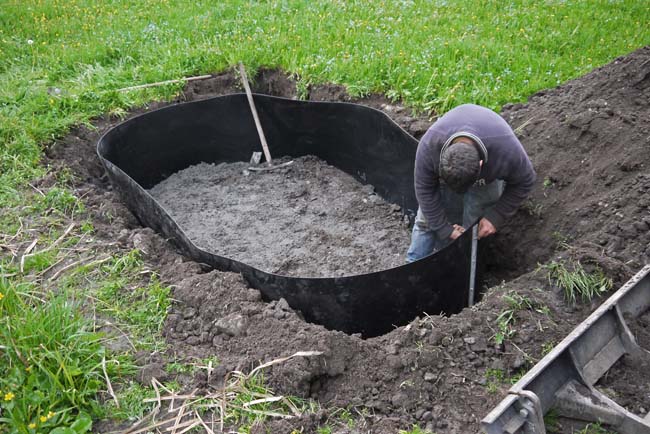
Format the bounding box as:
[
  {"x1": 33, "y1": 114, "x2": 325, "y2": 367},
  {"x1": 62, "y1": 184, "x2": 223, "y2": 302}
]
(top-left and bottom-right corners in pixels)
[
  {"x1": 46, "y1": 47, "x2": 650, "y2": 432},
  {"x1": 97, "y1": 93, "x2": 487, "y2": 338}
]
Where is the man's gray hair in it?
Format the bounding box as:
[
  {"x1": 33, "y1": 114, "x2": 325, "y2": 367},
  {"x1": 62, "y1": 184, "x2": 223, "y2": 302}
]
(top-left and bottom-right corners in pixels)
[{"x1": 439, "y1": 141, "x2": 481, "y2": 193}]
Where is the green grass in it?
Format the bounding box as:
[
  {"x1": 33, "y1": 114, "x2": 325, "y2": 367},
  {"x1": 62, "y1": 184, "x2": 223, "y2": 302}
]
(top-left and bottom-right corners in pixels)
[
  {"x1": 544, "y1": 409, "x2": 561, "y2": 432},
  {"x1": 31, "y1": 187, "x2": 85, "y2": 216},
  {"x1": 1, "y1": 1, "x2": 650, "y2": 204},
  {"x1": 0, "y1": 278, "x2": 119, "y2": 433},
  {"x1": 165, "y1": 355, "x2": 220, "y2": 375},
  {"x1": 543, "y1": 260, "x2": 613, "y2": 305},
  {"x1": 541, "y1": 340, "x2": 557, "y2": 356},
  {"x1": 314, "y1": 406, "x2": 372, "y2": 434},
  {"x1": 484, "y1": 368, "x2": 507, "y2": 394},
  {"x1": 59, "y1": 248, "x2": 172, "y2": 352},
  {"x1": 491, "y1": 291, "x2": 548, "y2": 345},
  {"x1": 399, "y1": 425, "x2": 435, "y2": 434},
  {"x1": 0, "y1": 248, "x2": 172, "y2": 430},
  {"x1": 484, "y1": 367, "x2": 527, "y2": 394},
  {"x1": 575, "y1": 422, "x2": 617, "y2": 434},
  {"x1": 100, "y1": 381, "x2": 158, "y2": 422},
  {"x1": 225, "y1": 371, "x2": 308, "y2": 427},
  {"x1": 0, "y1": 190, "x2": 172, "y2": 429}
]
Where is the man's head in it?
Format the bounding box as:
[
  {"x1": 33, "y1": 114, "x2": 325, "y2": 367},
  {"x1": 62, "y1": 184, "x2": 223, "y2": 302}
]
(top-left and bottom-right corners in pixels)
[{"x1": 439, "y1": 138, "x2": 481, "y2": 193}]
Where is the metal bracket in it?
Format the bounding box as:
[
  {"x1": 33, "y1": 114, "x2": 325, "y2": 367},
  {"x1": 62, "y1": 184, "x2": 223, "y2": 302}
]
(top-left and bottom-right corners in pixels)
[
  {"x1": 555, "y1": 380, "x2": 650, "y2": 433},
  {"x1": 482, "y1": 265, "x2": 650, "y2": 434},
  {"x1": 505, "y1": 390, "x2": 547, "y2": 434}
]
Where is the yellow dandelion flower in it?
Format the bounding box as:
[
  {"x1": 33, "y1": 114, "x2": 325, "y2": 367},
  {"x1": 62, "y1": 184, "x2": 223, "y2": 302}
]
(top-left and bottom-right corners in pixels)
[
  {"x1": 40, "y1": 416, "x2": 47, "y2": 423},
  {"x1": 0, "y1": 292, "x2": 4, "y2": 300},
  {"x1": 47, "y1": 411, "x2": 55, "y2": 418},
  {"x1": 4, "y1": 392, "x2": 14, "y2": 401},
  {"x1": 29, "y1": 423, "x2": 37, "y2": 429}
]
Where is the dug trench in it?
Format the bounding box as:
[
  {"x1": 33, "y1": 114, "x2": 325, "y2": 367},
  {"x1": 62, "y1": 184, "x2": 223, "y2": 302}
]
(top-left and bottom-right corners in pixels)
[{"x1": 44, "y1": 47, "x2": 650, "y2": 433}]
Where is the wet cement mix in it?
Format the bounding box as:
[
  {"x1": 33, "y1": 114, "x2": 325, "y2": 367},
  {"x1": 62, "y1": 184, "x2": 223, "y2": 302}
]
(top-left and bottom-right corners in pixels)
[
  {"x1": 149, "y1": 156, "x2": 410, "y2": 277},
  {"x1": 45, "y1": 47, "x2": 650, "y2": 433}
]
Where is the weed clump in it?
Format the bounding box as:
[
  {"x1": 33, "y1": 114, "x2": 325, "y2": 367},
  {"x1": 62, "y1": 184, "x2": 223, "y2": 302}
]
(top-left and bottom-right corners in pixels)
[
  {"x1": 543, "y1": 260, "x2": 612, "y2": 305},
  {"x1": 492, "y1": 291, "x2": 549, "y2": 346}
]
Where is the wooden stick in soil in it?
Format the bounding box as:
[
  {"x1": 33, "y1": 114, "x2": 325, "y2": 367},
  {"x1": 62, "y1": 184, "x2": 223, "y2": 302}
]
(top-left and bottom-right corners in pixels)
[
  {"x1": 117, "y1": 74, "x2": 212, "y2": 92},
  {"x1": 238, "y1": 62, "x2": 273, "y2": 164},
  {"x1": 102, "y1": 356, "x2": 120, "y2": 408}
]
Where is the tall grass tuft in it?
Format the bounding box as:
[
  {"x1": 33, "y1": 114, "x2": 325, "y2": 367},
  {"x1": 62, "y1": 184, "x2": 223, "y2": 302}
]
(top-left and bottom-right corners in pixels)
[{"x1": 544, "y1": 260, "x2": 613, "y2": 305}]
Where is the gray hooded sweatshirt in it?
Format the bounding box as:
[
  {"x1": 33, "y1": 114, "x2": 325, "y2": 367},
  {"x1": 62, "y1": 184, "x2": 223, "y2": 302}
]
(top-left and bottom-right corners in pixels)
[{"x1": 414, "y1": 104, "x2": 536, "y2": 240}]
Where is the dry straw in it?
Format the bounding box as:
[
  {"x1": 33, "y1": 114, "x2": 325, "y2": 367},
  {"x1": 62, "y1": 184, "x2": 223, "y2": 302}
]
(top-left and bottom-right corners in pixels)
[{"x1": 119, "y1": 351, "x2": 323, "y2": 434}]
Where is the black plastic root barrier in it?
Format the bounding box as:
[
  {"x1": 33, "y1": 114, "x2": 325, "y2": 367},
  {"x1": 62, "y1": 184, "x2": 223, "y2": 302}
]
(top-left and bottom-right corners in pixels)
[{"x1": 97, "y1": 94, "x2": 476, "y2": 337}]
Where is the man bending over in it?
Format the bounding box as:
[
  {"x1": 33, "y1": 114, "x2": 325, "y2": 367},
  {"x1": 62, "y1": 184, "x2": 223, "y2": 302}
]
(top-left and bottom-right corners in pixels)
[{"x1": 406, "y1": 103, "x2": 536, "y2": 262}]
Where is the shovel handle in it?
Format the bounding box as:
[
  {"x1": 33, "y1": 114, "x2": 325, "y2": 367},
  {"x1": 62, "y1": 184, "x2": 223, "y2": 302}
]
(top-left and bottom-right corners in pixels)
[{"x1": 238, "y1": 63, "x2": 273, "y2": 164}]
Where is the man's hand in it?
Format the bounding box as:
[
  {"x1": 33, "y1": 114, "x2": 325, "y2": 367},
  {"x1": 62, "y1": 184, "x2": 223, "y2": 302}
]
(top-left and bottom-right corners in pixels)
[
  {"x1": 478, "y1": 218, "x2": 496, "y2": 239},
  {"x1": 449, "y1": 224, "x2": 465, "y2": 240}
]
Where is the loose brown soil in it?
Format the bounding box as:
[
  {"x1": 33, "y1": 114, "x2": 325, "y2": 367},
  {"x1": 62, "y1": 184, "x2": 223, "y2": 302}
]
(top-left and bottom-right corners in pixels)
[
  {"x1": 44, "y1": 47, "x2": 650, "y2": 433},
  {"x1": 493, "y1": 50, "x2": 650, "y2": 283},
  {"x1": 149, "y1": 156, "x2": 410, "y2": 277}
]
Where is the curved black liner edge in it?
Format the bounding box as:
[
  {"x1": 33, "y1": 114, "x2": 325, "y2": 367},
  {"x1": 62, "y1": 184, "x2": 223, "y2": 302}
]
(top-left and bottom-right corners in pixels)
[{"x1": 97, "y1": 94, "x2": 474, "y2": 337}]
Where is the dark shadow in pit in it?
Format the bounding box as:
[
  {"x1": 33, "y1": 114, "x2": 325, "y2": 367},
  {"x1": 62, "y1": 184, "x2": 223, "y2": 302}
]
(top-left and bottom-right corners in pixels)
[{"x1": 97, "y1": 94, "x2": 477, "y2": 337}]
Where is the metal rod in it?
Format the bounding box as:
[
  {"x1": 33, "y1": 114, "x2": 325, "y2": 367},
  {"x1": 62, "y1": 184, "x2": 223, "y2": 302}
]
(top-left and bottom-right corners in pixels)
[{"x1": 468, "y1": 224, "x2": 478, "y2": 306}]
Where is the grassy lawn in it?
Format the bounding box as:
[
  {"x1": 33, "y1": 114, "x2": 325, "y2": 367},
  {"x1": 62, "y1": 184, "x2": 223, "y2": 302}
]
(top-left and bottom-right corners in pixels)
[
  {"x1": 2, "y1": 0, "x2": 649, "y2": 201},
  {"x1": 1, "y1": 0, "x2": 649, "y2": 431}
]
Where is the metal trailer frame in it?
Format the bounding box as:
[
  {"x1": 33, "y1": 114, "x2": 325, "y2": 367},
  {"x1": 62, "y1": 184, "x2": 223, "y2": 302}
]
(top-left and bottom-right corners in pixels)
[{"x1": 482, "y1": 264, "x2": 650, "y2": 434}]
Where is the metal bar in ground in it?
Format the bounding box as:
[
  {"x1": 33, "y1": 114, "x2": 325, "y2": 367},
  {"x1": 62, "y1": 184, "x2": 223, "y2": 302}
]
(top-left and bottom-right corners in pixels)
[{"x1": 468, "y1": 224, "x2": 478, "y2": 306}]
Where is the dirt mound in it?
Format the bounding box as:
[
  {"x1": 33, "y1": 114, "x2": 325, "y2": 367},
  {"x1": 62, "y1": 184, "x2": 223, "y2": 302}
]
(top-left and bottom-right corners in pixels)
[
  {"x1": 149, "y1": 156, "x2": 409, "y2": 277},
  {"x1": 45, "y1": 48, "x2": 650, "y2": 433},
  {"x1": 152, "y1": 224, "x2": 575, "y2": 433}
]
